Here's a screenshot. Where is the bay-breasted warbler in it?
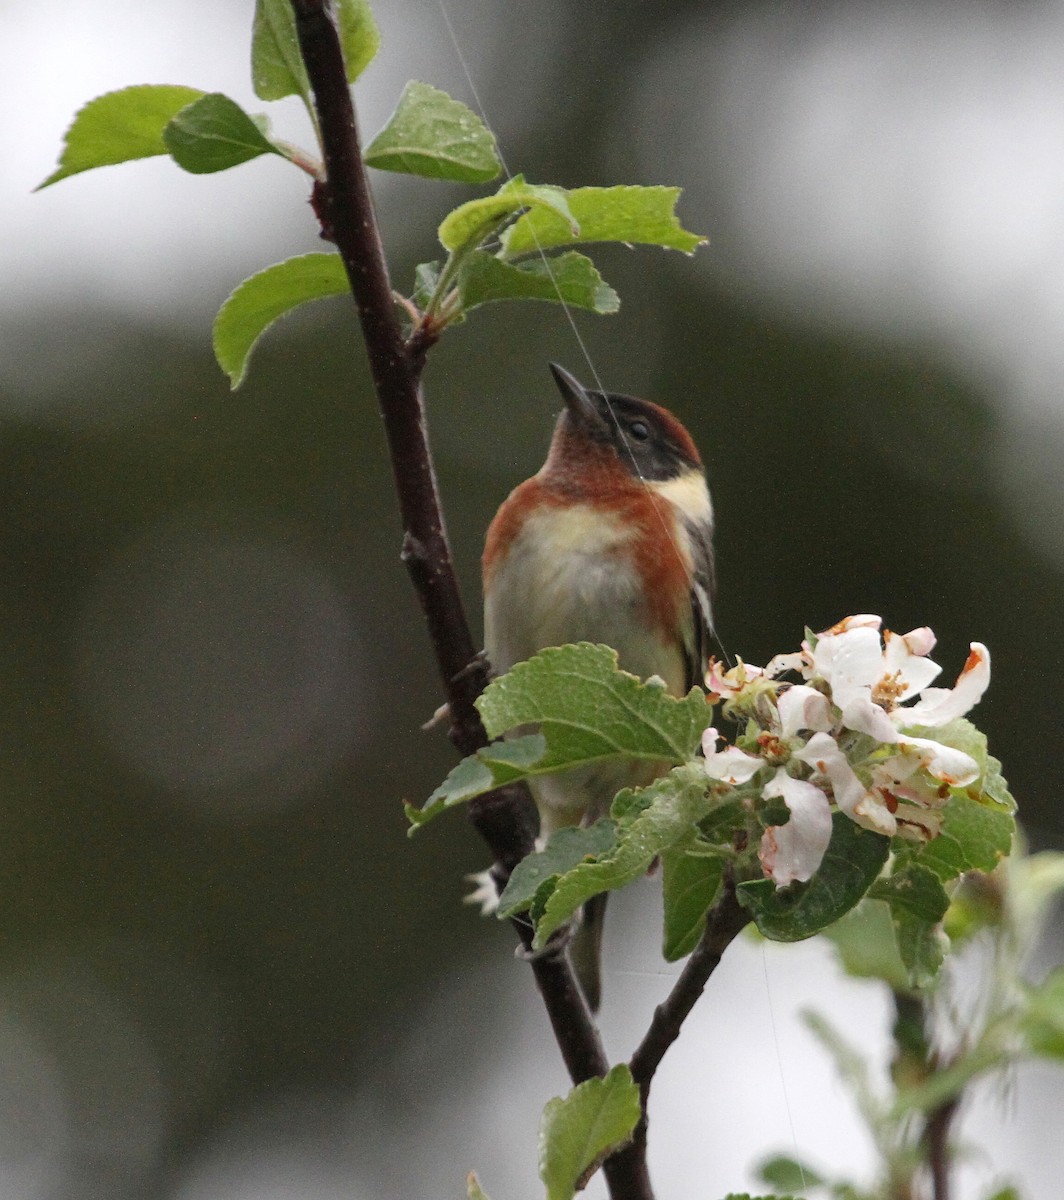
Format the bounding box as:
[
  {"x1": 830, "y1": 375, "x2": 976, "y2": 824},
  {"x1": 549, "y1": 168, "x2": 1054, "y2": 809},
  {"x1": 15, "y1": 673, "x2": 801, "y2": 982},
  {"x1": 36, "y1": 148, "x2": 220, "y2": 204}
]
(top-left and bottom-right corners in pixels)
[{"x1": 482, "y1": 363, "x2": 715, "y2": 1010}]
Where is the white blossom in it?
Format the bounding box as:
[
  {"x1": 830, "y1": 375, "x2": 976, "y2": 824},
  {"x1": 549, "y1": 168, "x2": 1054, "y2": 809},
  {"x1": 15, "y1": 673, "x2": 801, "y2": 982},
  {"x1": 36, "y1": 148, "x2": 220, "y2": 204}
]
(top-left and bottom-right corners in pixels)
[
  {"x1": 703, "y1": 616, "x2": 992, "y2": 888},
  {"x1": 759, "y1": 768, "x2": 834, "y2": 886},
  {"x1": 702, "y1": 726, "x2": 763, "y2": 784}
]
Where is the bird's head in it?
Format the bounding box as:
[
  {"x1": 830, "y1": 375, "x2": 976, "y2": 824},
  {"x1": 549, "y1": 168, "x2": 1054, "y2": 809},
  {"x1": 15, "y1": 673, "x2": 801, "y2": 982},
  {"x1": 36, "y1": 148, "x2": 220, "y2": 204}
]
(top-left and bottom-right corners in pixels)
[{"x1": 543, "y1": 362, "x2": 702, "y2": 487}]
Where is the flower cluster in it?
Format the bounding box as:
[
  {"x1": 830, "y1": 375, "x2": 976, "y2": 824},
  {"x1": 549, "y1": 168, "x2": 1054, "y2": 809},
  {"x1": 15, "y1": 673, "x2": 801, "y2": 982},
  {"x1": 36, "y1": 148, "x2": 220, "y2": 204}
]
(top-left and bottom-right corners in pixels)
[{"x1": 702, "y1": 616, "x2": 991, "y2": 888}]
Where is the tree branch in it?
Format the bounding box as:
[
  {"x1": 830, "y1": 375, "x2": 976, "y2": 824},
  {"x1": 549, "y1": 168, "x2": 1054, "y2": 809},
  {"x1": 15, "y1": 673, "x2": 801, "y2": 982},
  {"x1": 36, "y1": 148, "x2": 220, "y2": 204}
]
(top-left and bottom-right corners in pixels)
[
  {"x1": 924, "y1": 1093, "x2": 959, "y2": 1200},
  {"x1": 290, "y1": 0, "x2": 487, "y2": 757},
  {"x1": 617, "y1": 875, "x2": 751, "y2": 1168},
  {"x1": 287, "y1": 11, "x2": 642, "y2": 1195}
]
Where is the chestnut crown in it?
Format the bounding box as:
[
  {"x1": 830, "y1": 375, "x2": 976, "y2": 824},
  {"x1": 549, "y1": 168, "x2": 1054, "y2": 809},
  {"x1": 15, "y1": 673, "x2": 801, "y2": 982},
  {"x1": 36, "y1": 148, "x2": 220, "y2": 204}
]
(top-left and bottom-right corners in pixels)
[{"x1": 549, "y1": 362, "x2": 702, "y2": 483}]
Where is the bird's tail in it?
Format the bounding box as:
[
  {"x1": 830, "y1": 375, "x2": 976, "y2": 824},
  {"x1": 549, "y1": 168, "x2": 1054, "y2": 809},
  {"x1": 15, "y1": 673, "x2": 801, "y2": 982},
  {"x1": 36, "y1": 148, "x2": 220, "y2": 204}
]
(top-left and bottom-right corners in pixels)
[{"x1": 569, "y1": 892, "x2": 608, "y2": 1014}]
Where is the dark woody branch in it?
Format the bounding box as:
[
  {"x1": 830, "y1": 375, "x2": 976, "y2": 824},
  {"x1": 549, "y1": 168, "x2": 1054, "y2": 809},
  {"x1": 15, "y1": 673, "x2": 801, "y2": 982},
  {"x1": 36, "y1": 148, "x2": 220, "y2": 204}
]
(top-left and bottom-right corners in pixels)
[
  {"x1": 287, "y1": 0, "x2": 629, "y2": 1188},
  {"x1": 616, "y1": 876, "x2": 751, "y2": 1168}
]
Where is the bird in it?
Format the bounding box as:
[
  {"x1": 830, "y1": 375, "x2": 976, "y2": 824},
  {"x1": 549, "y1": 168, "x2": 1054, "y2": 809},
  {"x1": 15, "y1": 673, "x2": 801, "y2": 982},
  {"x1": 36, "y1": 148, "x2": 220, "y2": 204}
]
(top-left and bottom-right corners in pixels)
[{"x1": 481, "y1": 362, "x2": 715, "y2": 1011}]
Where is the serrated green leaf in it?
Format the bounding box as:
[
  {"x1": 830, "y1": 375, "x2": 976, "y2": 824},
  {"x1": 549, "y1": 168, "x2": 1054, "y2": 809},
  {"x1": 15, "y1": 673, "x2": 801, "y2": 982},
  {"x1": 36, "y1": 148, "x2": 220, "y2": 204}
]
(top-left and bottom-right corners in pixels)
[
  {"x1": 252, "y1": 0, "x2": 380, "y2": 103},
  {"x1": 213, "y1": 253, "x2": 350, "y2": 389},
  {"x1": 1021, "y1": 967, "x2": 1064, "y2": 1059},
  {"x1": 456, "y1": 250, "x2": 619, "y2": 314},
  {"x1": 410, "y1": 644, "x2": 711, "y2": 830},
  {"x1": 163, "y1": 93, "x2": 281, "y2": 174},
  {"x1": 981, "y1": 754, "x2": 1016, "y2": 811},
  {"x1": 822, "y1": 900, "x2": 909, "y2": 990},
  {"x1": 364, "y1": 81, "x2": 500, "y2": 182},
  {"x1": 758, "y1": 1154, "x2": 825, "y2": 1194},
  {"x1": 478, "y1": 643, "x2": 711, "y2": 761},
  {"x1": 737, "y1": 814, "x2": 890, "y2": 941},
  {"x1": 497, "y1": 820, "x2": 616, "y2": 917},
  {"x1": 37, "y1": 85, "x2": 206, "y2": 189},
  {"x1": 902, "y1": 793, "x2": 1014, "y2": 882},
  {"x1": 534, "y1": 766, "x2": 714, "y2": 948},
  {"x1": 501, "y1": 185, "x2": 706, "y2": 257},
  {"x1": 661, "y1": 844, "x2": 724, "y2": 961},
  {"x1": 539, "y1": 1065, "x2": 640, "y2": 1200},
  {"x1": 407, "y1": 734, "x2": 547, "y2": 830},
  {"x1": 438, "y1": 176, "x2": 576, "y2": 253}
]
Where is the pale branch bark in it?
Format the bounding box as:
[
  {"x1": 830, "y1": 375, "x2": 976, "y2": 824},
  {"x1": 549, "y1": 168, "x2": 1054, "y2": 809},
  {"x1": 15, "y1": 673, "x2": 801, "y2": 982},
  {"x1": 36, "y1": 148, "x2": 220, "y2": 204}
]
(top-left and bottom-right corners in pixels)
[{"x1": 288, "y1": 3, "x2": 632, "y2": 1191}]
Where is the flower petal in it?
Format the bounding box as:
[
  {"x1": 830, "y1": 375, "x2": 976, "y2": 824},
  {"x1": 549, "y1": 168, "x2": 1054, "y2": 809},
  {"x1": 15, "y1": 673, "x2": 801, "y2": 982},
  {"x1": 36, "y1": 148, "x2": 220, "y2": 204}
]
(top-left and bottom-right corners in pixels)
[
  {"x1": 902, "y1": 643, "x2": 991, "y2": 727},
  {"x1": 702, "y1": 728, "x2": 763, "y2": 784},
  {"x1": 893, "y1": 736, "x2": 980, "y2": 787},
  {"x1": 705, "y1": 658, "x2": 764, "y2": 698},
  {"x1": 882, "y1": 628, "x2": 942, "y2": 697},
  {"x1": 796, "y1": 732, "x2": 897, "y2": 835},
  {"x1": 765, "y1": 651, "x2": 807, "y2": 679},
  {"x1": 820, "y1": 614, "x2": 883, "y2": 635},
  {"x1": 777, "y1": 685, "x2": 834, "y2": 738},
  {"x1": 841, "y1": 695, "x2": 900, "y2": 742},
  {"x1": 812, "y1": 625, "x2": 885, "y2": 710},
  {"x1": 759, "y1": 768, "x2": 833, "y2": 886}
]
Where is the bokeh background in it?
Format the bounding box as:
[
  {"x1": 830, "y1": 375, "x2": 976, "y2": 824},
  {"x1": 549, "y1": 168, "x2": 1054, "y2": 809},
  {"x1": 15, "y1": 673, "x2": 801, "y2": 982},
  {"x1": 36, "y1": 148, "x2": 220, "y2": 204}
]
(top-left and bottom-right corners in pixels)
[{"x1": 5, "y1": 0, "x2": 1064, "y2": 1197}]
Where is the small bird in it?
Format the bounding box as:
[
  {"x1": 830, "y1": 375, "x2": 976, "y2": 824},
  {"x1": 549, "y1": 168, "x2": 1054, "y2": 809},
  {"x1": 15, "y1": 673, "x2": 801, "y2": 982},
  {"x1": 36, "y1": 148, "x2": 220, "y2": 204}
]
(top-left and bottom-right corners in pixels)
[{"x1": 482, "y1": 363, "x2": 715, "y2": 1010}]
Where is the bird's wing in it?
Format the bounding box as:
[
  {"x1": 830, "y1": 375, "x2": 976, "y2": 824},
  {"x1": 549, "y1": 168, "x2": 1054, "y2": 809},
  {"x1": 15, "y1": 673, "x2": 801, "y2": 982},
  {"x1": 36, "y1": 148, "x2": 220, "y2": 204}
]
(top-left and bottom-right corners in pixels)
[{"x1": 683, "y1": 516, "x2": 716, "y2": 692}]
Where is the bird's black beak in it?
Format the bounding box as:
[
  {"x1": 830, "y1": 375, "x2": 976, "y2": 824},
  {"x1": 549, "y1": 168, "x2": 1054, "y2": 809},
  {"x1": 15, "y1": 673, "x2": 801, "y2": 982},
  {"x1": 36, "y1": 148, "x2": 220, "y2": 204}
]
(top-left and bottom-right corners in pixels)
[{"x1": 549, "y1": 362, "x2": 607, "y2": 433}]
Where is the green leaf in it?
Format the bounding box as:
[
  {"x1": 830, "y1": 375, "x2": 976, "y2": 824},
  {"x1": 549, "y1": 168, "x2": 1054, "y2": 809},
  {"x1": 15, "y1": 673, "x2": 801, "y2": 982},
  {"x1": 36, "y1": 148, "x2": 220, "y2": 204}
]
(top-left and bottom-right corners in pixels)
[
  {"x1": 335, "y1": 0, "x2": 381, "y2": 83},
  {"x1": 1021, "y1": 967, "x2": 1064, "y2": 1059},
  {"x1": 758, "y1": 1154, "x2": 825, "y2": 1194},
  {"x1": 478, "y1": 643, "x2": 711, "y2": 760},
  {"x1": 162, "y1": 93, "x2": 282, "y2": 174},
  {"x1": 501, "y1": 185, "x2": 706, "y2": 256},
  {"x1": 981, "y1": 754, "x2": 1016, "y2": 810},
  {"x1": 870, "y1": 865, "x2": 950, "y2": 922},
  {"x1": 868, "y1": 864, "x2": 950, "y2": 988},
  {"x1": 539, "y1": 1065, "x2": 640, "y2": 1200},
  {"x1": 497, "y1": 820, "x2": 616, "y2": 917},
  {"x1": 456, "y1": 250, "x2": 619, "y2": 314},
  {"x1": 37, "y1": 85, "x2": 206, "y2": 189},
  {"x1": 466, "y1": 1173, "x2": 491, "y2": 1200},
  {"x1": 438, "y1": 176, "x2": 576, "y2": 253},
  {"x1": 892, "y1": 911, "x2": 947, "y2": 989},
  {"x1": 253, "y1": 0, "x2": 381, "y2": 103},
  {"x1": 901, "y1": 793, "x2": 1014, "y2": 882},
  {"x1": 412, "y1": 261, "x2": 442, "y2": 309},
  {"x1": 406, "y1": 734, "x2": 547, "y2": 830},
  {"x1": 719, "y1": 1194, "x2": 799, "y2": 1200},
  {"x1": 737, "y1": 813, "x2": 890, "y2": 941},
  {"x1": 408, "y1": 644, "x2": 711, "y2": 830},
  {"x1": 363, "y1": 81, "x2": 500, "y2": 182},
  {"x1": 533, "y1": 766, "x2": 715, "y2": 948},
  {"x1": 661, "y1": 844, "x2": 724, "y2": 961},
  {"x1": 213, "y1": 253, "x2": 350, "y2": 389},
  {"x1": 822, "y1": 900, "x2": 909, "y2": 990}
]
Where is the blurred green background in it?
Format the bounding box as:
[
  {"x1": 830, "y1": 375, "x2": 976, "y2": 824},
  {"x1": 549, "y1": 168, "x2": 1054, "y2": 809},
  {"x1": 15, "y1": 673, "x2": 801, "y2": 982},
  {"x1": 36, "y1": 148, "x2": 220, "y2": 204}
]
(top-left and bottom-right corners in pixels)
[{"x1": 5, "y1": 1, "x2": 1064, "y2": 1197}]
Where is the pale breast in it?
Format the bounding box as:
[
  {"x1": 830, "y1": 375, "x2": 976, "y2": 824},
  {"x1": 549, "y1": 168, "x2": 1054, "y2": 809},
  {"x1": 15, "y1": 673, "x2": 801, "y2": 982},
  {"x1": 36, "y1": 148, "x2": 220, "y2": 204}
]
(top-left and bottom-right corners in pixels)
[{"x1": 483, "y1": 502, "x2": 687, "y2": 693}]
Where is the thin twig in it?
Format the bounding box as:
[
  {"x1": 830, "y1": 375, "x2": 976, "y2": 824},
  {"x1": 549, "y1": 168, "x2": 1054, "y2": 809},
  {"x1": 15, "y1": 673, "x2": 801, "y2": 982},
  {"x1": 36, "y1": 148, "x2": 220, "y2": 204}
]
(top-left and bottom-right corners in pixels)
[
  {"x1": 621, "y1": 876, "x2": 751, "y2": 1162},
  {"x1": 925, "y1": 1094, "x2": 959, "y2": 1200},
  {"x1": 290, "y1": 0, "x2": 488, "y2": 757},
  {"x1": 288, "y1": 7, "x2": 638, "y2": 1194}
]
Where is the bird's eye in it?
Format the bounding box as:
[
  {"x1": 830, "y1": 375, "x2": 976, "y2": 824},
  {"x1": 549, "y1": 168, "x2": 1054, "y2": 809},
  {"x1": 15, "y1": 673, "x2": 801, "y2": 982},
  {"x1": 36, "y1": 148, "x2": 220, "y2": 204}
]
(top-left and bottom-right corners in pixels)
[{"x1": 628, "y1": 420, "x2": 650, "y2": 441}]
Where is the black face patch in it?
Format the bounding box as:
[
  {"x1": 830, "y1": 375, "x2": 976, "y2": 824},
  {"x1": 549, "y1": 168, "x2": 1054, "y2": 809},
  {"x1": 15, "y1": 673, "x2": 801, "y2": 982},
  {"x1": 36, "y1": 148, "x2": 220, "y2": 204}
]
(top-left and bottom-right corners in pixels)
[{"x1": 587, "y1": 391, "x2": 700, "y2": 481}]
